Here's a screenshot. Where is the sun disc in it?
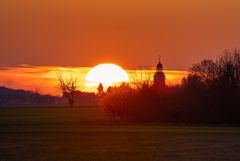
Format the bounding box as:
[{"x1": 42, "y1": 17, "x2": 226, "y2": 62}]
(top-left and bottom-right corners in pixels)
[{"x1": 85, "y1": 64, "x2": 129, "y2": 89}]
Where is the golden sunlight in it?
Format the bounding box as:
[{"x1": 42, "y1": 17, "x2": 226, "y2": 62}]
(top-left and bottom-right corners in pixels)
[{"x1": 85, "y1": 64, "x2": 129, "y2": 89}]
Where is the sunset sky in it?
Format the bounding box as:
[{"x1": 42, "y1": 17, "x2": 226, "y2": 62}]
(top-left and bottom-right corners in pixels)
[
  {"x1": 0, "y1": 0, "x2": 240, "y2": 94},
  {"x1": 1, "y1": 0, "x2": 240, "y2": 69}
]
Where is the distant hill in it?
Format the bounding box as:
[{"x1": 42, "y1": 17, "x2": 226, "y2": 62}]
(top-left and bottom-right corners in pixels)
[
  {"x1": 0, "y1": 86, "x2": 99, "y2": 107},
  {"x1": 0, "y1": 86, "x2": 58, "y2": 107}
]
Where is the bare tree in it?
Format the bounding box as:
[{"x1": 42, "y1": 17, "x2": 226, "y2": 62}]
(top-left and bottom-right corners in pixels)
[
  {"x1": 190, "y1": 59, "x2": 218, "y2": 87},
  {"x1": 189, "y1": 49, "x2": 240, "y2": 88},
  {"x1": 57, "y1": 72, "x2": 79, "y2": 107},
  {"x1": 218, "y1": 49, "x2": 240, "y2": 84},
  {"x1": 129, "y1": 67, "x2": 153, "y2": 89}
]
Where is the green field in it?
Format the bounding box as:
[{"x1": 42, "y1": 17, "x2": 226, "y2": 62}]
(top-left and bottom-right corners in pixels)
[{"x1": 0, "y1": 107, "x2": 240, "y2": 161}]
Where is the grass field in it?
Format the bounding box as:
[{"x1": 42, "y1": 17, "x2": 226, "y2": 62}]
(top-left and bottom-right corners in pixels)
[{"x1": 0, "y1": 107, "x2": 240, "y2": 161}]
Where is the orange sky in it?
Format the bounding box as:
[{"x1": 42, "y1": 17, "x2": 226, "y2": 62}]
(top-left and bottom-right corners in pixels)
[
  {"x1": 0, "y1": 65, "x2": 188, "y2": 95},
  {"x1": 1, "y1": 0, "x2": 240, "y2": 69}
]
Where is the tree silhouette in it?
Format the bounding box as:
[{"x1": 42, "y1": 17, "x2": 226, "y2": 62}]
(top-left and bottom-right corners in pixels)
[
  {"x1": 106, "y1": 86, "x2": 113, "y2": 93},
  {"x1": 129, "y1": 67, "x2": 153, "y2": 89},
  {"x1": 57, "y1": 73, "x2": 79, "y2": 107},
  {"x1": 97, "y1": 83, "x2": 104, "y2": 95}
]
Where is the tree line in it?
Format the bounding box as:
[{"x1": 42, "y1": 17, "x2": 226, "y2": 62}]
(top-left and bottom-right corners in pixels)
[{"x1": 100, "y1": 49, "x2": 240, "y2": 124}]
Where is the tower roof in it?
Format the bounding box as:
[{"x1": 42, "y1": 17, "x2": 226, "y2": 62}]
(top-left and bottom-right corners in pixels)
[
  {"x1": 157, "y1": 61, "x2": 163, "y2": 70},
  {"x1": 156, "y1": 57, "x2": 163, "y2": 71}
]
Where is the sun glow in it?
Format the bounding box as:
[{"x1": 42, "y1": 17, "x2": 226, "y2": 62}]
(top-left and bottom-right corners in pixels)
[
  {"x1": 85, "y1": 64, "x2": 129, "y2": 89},
  {"x1": 0, "y1": 65, "x2": 188, "y2": 95}
]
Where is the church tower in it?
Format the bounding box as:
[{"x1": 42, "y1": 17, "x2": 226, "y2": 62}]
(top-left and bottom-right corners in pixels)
[{"x1": 153, "y1": 58, "x2": 166, "y2": 89}]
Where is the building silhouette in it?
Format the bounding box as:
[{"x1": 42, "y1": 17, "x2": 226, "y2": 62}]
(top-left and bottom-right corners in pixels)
[{"x1": 153, "y1": 58, "x2": 166, "y2": 89}]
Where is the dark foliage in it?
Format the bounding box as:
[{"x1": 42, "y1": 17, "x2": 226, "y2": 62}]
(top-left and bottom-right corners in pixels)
[{"x1": 100, "y1": 49, "x2": 240, "y2": 124}]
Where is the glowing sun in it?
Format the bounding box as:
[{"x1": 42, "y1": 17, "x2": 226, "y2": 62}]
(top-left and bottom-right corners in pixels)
[{"x1": 85, "y1": 64, "x2": 129, "y2": 88}]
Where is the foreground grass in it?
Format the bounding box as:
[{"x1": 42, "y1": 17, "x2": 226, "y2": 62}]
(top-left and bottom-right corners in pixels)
[{"x1": 0, "y1": 107, "x2": 240, "y2": 161}]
